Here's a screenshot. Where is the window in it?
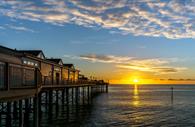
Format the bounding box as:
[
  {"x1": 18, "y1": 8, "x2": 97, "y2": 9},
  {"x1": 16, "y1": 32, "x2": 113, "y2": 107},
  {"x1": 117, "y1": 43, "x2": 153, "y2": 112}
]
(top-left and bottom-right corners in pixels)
[
  {"x1": 27, "y1": 61, "x2": 31, "y2": 65},
  {"x1": 24, "y1": 68, "x2": 35, "y2": 86},
  {"x1": 23, "y1": 60, "x2": 27, "y2": 64},
  {"x1": 23, "y1": 59, "x2": 39, "y2": 67},
  {"x1": 9, "y1": 64, "x2": 23, "y2": 88}
]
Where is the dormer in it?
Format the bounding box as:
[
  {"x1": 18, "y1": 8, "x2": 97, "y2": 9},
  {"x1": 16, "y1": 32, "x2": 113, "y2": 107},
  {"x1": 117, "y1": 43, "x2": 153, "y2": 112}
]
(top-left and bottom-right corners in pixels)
[
  {"x1": 46, "y1": 58, "x2": 63, "y2": 65},
  {"x1": 37, "y1": 52, "x2": 45, "y2": 59},
  {"x1": 63, "y1": 64, "x2": 75, "y2": 70}
]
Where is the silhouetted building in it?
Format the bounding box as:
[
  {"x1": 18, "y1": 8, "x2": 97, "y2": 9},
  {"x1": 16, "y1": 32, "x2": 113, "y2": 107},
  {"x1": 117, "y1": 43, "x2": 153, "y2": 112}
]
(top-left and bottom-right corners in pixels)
[{"x1": 0, "y1": 45, "x2": 81, "y2": 89}]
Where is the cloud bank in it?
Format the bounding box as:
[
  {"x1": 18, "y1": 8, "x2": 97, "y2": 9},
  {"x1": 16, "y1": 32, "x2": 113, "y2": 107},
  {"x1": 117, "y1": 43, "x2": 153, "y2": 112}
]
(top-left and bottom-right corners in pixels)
[
  {"x1": 64, "y1": 54, "x2": 187, "y2": 74},
  {"x1": 1, "y1": 0, "x2": 195, "y2": 38}
]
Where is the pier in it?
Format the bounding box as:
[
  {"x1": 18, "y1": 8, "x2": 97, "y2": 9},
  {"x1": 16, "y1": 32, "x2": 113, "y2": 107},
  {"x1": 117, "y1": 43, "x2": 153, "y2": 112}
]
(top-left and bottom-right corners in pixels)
[{"x1": 0, "y1": 46, "x2": 108, "y2": 127}]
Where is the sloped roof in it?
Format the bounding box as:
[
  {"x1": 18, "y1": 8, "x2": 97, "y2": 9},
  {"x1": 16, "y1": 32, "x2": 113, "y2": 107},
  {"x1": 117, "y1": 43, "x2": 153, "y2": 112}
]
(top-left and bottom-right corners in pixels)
[
  {"x1": 64, "y1": 64, "x2": 74, "y2": 68},
  {"x1": 0, "y1": 45, "x2": 22, "y2": 56},
  {"x1": 18, "y1": 50, "x2": 43, "y2": 56},
  {"x1": 46, "y1": 58, "x2": 63, "y2": 64}
]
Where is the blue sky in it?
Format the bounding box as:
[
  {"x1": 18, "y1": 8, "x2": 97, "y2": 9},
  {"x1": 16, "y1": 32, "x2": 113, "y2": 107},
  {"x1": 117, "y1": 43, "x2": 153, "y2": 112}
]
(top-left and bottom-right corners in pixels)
[{"x1": 1, "y1": 0, "x2": 195, "y2": 83}]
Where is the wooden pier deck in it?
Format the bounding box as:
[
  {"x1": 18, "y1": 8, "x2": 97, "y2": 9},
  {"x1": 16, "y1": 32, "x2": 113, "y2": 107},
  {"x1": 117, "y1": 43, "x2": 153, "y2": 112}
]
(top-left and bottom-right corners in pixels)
[{"x1": 0, "y1": 83, "x2": 108, "y2": 101}]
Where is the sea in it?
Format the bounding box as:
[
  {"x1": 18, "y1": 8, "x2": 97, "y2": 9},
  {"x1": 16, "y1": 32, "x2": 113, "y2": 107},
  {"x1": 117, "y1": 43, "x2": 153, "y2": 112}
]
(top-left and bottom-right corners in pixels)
[{"x1": 42, "y1": 85, "x2": 195, "y2": 127}]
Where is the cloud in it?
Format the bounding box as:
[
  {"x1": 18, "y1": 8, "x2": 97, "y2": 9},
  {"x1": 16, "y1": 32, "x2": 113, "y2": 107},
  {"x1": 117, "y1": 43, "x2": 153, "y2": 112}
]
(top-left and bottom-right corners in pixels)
[
  {"x1": 64, "y1": 54, "x2": 187, "y2": 74},
  {"x1": 0, "y1": 26, "x2": 5, "y2": 29},
  {"x1": 0, "y1": 24, "x2": 35, "y2": 32},
  {"x1": 158, "y1": 78, "x2": 195, "y2": 81},
  {"x1": 7, "y1": 25, "x2": 35, "y2": 32},
  {"x1": 117, "y1": 64, "x2": 186, "y2": 74},
  {"x1": 2, "y1": 0, "x2": 195, "y2": 39},
  {"x1": 79, "y1": 54, "x2": 133, "y2": 63}
]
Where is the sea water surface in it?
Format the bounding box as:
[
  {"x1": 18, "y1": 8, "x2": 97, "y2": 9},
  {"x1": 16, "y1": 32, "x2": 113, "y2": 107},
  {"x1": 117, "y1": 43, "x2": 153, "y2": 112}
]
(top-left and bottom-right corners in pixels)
[{"x1": 43, "y1": 85, "x2": 195, "y2": 127}]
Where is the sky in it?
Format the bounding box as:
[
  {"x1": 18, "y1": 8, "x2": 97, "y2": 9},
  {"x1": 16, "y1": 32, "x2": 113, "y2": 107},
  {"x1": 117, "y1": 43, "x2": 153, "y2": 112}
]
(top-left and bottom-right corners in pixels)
[{"x1": 1, "y1": 0, "x2": 195, "y2": 84}]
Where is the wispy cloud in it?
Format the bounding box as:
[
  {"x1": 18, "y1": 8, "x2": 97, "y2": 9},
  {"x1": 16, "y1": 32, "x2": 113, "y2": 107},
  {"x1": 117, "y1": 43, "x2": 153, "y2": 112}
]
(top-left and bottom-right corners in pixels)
[
  {"x1": 117, "y1": 64, "x2": 186, "y2": 74},
  {"x1": 0, "y1": 26, "x2": 5, "y2": 29},
  {"x1": 1, "y1": 0, "x2": 195, "y2": 39},
  {"x1": 7, "y1": 25, "x2": 35, "y2": 32},
  {"x1": 80, "y1": 54, "x2": 133, "y2": 63},
  {"x1": 157, "y1": 78, "x2": 195, "y2": 82},
  {"x1": 0, "y1": 23, "x2": 35, "y2": 32},
  {"x1": 64, "y1": 54, "x2": 187, "y2": 74}
]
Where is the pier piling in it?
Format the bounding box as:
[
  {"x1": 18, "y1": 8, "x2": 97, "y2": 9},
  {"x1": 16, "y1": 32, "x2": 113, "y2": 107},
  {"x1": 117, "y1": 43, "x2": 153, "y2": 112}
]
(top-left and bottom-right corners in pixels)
[
  {"x1": 62, "y1": 89, "x2": 65, "y2": 105},
  {"x1": 6, "y1": 102, "x2": 11, "y2": 127},
  {"x1": 88, "y1": 86, "x2": 90, "y2": 104},
  {"x1": 24, "y1": 99, "x2": 30, "y2": 126},
  {"x1": 75, "y1": 87, "x2": 78, "y2": 105},
  {"x1": 19, "y1": 100, "x2": 23, "y2": 127},
  {"x1": 56, "y1": 90, "x2": 59, "y2": 117},
  {"x1": 171, "y1": 87, "x2": 174, "y2": 104},
  {"x1": 34, "y1": 95, "x2": 39, "y2": 127}
]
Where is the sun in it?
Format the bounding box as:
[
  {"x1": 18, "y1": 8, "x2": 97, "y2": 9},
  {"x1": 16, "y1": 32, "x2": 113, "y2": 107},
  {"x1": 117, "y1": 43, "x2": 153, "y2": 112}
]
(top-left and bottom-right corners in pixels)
[{"x1": 133, "y1": 79, "x2": 139, "y2": 84}]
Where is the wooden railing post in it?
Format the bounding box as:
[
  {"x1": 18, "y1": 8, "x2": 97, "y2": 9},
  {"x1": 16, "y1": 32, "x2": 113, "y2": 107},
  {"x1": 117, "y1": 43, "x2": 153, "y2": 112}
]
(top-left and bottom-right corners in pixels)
[
  {"x1": 35, "y1": 68, "x2": 42, "y2": 89},
  {"x1": 35, "y1": 68, "x2": 38, "y2": 89}
]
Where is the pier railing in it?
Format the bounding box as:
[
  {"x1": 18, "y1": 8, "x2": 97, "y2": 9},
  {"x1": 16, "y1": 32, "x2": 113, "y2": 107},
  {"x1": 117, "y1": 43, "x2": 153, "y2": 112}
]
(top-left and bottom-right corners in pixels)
[
  {"x1": 9, "y1": 64, "x2": 36, "y2": 89},
  {"x1": 0, "y1": 62, "x2": 108, "y2": 91},
  {"x1": 42, "y1": 79, "x2": 107, "y2": 87},
  {"x1": 0, "y1": 61, "x2": 44, "y2": 90}
]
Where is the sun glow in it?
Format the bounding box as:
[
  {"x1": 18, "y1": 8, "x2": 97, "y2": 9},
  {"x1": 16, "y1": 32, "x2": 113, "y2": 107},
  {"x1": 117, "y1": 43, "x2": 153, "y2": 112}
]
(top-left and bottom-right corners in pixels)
[{"x1": 133, "y1": 79, "x2": 139, "y2": 84}]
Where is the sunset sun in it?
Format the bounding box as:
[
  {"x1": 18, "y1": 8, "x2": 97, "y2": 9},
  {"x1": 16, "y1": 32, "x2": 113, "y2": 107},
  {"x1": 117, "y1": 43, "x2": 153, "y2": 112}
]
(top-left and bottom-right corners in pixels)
[{"x1": 133, "y1": 79, "x2": 139, "y2": 84}]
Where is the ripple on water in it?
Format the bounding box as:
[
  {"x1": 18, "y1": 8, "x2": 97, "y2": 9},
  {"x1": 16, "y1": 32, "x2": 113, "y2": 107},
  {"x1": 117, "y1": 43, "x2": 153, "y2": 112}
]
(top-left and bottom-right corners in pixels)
[{"x1": 40, "y1": 85, "x2": 195, "y2": 127}]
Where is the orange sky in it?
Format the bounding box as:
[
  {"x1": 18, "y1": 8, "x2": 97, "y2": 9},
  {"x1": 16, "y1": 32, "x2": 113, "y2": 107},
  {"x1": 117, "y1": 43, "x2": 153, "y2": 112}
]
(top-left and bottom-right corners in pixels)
[
  {"x1": 110, "y1": 79, "x2": 195, "y2": 85},
  {"x1": 106, "y1": 71, "x2": 195, "y2": 84}
]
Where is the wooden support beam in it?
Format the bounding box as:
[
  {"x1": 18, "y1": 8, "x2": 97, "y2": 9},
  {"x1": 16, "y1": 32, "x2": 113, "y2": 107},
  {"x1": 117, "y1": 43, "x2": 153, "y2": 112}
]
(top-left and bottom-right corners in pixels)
[
  {"x1": 45, "y1": 92, "x2": 48, "y2": 111},
  {"x1": 48, "y1": 90, "x2": 53, "y2": 120},
  {"x1": 0, "y1": 111, "x2": 1, "y2": 126},
  {"x1": 19, "y1": 100, "x2": 24, "y2": 127},
  {"x1": 91, "y1": 86, "x2": 93, "y2": 99},
  {"x1": 65, "y1": 88, "x2": 69, "y2": 121},
  {"x1": 33, "y1": 96, "x2": 39, "y2": 127},
  {"x1": 38, "y1": 93, "x2": 42, "y2": 122},
  {"x1": 75, "y1": 87, "x2": 78, "y2": 106},
  {"x1": 62, "y1": 89, "x2": 65, "y2": 105},
  {"x1": 66, "y1": 88, "x2": 69, "y2": 105},
  {"x1": 72, "y1": 88, "x2": 74, "y2": 105},
  {"x1": 82, "y1": 87, "x2": 85, "y2": 105},
  {"x1": 78, "y1": 87, "x2": 80, "y2": 104},
  {"x1": 24, "y1": 99, "x2": 30, "y2": 127},
  {"x1": 106, "y1": 84, "x2": 108, "y2": 93},
  {"x1": 88, "y1": 86, "x2": 90, "y2": 105},
  {"x1": 6, "y1": 102, "x2": 11, "y2": 127},
  {"x1": 13, "y1": 101, "x2": 18, "y2": 119},
  {"x1": 56, "y1": 90, "x2": 59, "y2": 116}
]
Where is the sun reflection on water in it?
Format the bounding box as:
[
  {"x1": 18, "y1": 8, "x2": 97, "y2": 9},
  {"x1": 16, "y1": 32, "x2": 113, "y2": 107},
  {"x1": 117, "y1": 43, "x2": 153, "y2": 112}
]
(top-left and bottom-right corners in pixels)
[{"x1": 133, "y1": 84, "x2": 140, "y2": 106}]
